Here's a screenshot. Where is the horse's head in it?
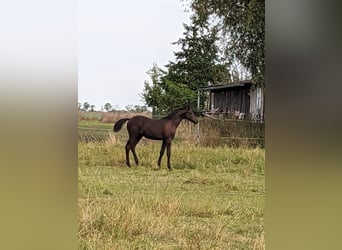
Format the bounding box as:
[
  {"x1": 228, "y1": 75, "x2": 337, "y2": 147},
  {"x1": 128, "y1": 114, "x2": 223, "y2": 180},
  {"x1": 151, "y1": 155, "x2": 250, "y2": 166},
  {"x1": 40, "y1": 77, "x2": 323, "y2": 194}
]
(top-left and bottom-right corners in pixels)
[{"x1": 184, "y1": 108, "x2": 198, "y2": 124}]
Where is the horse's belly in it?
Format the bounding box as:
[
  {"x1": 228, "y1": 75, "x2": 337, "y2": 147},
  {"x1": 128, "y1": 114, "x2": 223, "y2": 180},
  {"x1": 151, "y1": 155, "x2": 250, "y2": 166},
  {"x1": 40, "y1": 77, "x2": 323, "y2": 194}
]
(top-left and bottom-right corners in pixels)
[{"x1": 143, "y1": 134, "x2": 163, "y2": 140}]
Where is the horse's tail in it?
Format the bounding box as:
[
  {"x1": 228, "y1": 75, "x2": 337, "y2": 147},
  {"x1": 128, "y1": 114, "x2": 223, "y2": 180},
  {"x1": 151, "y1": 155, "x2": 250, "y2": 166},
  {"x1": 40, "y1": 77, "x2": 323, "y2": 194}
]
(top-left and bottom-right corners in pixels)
[{"x1": 113, "y1": 118, "x2": 130, "y2": 132}]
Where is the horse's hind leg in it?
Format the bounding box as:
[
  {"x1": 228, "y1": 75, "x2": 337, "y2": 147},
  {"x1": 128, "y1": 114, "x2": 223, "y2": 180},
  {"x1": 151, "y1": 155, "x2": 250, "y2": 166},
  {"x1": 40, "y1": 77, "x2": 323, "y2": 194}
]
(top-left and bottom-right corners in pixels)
[
  {"x1": 131, "y1": 134, "x2": 143, "y2": 165},
  {"x1": 125, "y1": 142, "x2": 131, "y2": 167},
  {"x1": 125, "y1": 134, "x2": 142, "y2": 167},
  {"x1": 131, "y1": 148, "x2": 139, "y2": 165}
]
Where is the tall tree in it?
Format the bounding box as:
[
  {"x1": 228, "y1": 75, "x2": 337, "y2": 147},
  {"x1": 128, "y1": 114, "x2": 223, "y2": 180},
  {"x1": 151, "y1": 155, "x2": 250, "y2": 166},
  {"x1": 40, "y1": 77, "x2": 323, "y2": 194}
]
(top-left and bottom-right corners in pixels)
[
  {"x1": 142, "y1": 17, "x2": 230, "y2": 113},
  {"x1": 165, "y1": 18, "x2": 229, "y2": 109},
  {"x1": 183, "y1": 0, "x2": 265, "y2": 87},
  {"x1": 142, "y1": 18, "x2": 229, "y2": 113},
  {"x1": 165, "y1": 18, "x2": 229, "y2": 89}
]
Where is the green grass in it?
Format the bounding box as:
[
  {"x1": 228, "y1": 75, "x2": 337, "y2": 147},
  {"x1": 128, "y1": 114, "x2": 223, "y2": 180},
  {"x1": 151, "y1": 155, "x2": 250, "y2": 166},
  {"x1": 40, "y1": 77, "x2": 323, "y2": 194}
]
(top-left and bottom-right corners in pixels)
[
  {"x1": 78, "y1": 139, "x2": 265, "y2": 249},
  {"x1": 78, "y1": 120, "x2": 125, "y2": 143}
]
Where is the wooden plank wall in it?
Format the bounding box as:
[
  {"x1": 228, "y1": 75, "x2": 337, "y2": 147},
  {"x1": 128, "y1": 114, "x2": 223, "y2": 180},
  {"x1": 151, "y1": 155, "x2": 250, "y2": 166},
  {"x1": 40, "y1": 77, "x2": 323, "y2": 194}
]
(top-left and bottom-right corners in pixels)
[{"x1": 212, "y1": 86, "x2": 250, "y2": 116}]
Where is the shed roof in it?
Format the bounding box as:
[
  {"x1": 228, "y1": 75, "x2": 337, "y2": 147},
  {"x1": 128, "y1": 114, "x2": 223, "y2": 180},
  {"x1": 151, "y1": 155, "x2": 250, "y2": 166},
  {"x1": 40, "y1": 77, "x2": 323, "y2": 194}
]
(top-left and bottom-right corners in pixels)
[{"x1": 198, "y1": 80, "x2": 253, "y2": 91}]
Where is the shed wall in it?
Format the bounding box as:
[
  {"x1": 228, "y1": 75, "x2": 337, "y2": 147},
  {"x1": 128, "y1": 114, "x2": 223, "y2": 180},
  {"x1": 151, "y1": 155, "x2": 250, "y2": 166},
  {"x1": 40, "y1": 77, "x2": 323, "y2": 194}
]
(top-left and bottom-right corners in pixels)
[{"x1": 212, "y1": 86, "x2": 250, "y2": 116}]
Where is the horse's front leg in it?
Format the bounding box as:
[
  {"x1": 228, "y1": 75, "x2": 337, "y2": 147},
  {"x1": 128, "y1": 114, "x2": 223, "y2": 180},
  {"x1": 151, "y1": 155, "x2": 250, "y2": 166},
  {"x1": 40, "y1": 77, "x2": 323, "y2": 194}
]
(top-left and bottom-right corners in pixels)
[
  {"x1": 158, "y1": 140, "x2": 166, "y2": 168},
  {"x1": 166, "y1": 141, "x2": 172, "y2": 170}
]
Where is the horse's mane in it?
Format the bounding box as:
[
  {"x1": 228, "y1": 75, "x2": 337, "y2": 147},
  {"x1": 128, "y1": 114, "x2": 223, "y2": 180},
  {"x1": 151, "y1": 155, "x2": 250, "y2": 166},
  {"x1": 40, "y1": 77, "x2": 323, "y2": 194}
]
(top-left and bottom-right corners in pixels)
[{"x1": 164, "y1": 107, "x2": 188, "y2": 120}]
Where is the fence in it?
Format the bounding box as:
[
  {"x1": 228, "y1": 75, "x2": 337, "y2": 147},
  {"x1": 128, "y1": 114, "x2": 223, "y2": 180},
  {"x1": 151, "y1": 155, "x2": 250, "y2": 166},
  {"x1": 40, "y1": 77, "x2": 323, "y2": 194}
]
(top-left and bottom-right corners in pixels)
[
  {"x1": 79, "y1": 117, "x2": 264, "y2": 148},
  {"x1": 177, "y1": 118, "x2": 264, "y2": 147}
]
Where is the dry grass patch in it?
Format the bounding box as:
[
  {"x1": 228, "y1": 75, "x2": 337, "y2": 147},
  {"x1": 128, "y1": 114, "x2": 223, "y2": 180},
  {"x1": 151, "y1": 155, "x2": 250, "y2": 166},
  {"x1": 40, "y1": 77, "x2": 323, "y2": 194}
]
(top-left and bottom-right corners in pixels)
[{"x1": 78, "y1": 140, "x2": 265, "y2": 249}]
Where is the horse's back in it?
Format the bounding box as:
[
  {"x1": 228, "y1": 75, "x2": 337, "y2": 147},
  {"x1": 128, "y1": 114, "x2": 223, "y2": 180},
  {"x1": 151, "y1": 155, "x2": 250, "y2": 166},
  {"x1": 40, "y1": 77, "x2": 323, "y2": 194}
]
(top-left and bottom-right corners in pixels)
[
  {"x1": 127, "y1": 116, "x2": 151, "y2": 129},
  {"x1": 128, "y1": 115, "x2": 151, "y2": 123},
  {"x1": 127, "y1": 116, "x2": 166, "y2": 139}
]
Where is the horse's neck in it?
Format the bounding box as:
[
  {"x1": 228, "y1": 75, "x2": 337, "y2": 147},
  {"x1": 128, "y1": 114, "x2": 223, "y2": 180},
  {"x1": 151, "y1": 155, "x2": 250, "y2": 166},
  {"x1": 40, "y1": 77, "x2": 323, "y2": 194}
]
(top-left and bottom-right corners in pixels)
[{"x1": 171, "y1": 115, "x2": 184, "y2": 128}]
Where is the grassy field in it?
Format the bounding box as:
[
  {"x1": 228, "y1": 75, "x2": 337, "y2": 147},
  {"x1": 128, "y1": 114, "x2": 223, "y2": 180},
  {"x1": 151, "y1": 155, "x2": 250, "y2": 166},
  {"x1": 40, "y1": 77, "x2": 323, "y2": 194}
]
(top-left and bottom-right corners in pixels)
[{"x1": 78, "y1": 117, "x2": 265, "y2": 249}]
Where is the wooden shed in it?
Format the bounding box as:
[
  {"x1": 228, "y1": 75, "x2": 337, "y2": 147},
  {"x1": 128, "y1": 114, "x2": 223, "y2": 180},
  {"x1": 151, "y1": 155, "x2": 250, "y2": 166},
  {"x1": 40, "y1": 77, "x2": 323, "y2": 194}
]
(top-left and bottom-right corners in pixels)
[{"x1": 198, "y1": 80, "x2": 264, "y2": 122}]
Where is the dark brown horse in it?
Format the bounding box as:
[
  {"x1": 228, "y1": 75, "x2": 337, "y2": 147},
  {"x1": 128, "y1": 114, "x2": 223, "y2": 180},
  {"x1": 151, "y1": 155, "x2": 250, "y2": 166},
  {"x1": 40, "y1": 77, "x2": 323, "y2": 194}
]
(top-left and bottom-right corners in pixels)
[{"x1": 113, "y1": 107, "x2": 198, "y2": 169}]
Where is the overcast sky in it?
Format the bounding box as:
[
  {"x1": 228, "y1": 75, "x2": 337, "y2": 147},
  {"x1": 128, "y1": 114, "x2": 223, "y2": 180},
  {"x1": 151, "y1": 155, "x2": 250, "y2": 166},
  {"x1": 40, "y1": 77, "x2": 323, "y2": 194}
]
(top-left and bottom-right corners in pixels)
[{"x1": 78, "y1": 0, "x2": 191, "y2": 110}]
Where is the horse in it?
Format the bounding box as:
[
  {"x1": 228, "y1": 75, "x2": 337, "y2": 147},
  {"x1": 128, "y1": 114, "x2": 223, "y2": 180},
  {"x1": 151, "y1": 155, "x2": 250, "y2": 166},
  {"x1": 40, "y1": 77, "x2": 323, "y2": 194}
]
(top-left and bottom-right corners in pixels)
[{"x1": 113, "y1": 107, "x2": 198, "y2": 169}]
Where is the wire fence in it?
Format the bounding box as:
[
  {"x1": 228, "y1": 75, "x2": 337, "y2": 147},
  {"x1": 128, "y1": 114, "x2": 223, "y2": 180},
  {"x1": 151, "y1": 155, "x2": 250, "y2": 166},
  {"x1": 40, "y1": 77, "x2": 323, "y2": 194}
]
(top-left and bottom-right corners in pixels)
[{"x1": 78, "y1": 121, "x2": 264, "y2": 147}]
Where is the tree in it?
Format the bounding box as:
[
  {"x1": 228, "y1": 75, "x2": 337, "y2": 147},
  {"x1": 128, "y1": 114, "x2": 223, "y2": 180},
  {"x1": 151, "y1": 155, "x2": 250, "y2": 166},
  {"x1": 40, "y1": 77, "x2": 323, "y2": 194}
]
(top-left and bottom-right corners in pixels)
[
  {"x1": 104, "y1": 103, "x2": 112, "y2": 112},
  {"x1": 141, "y1": 64, "x2": 166, "y2": 114},
  {"x1": 161, "y1": 80, "x2": 197, "y2": 110},
  {"x1": 165, "y1": 18, "x2": 229, "y2": 90},
  {"x1": 141, "y1": 64, "x2": 198, "y2": 114},
  {"x1": 125, "y1": 104, "x2": 148, "y2": 113},
  {"x1": 183, "y1": 0, "x2": 265, "y2": 87},
  {"x1": 90, "y1": 105, "x2": 95, "y2": 112},
  {"x1": 125, "y1": 104, "x2": 134, "y2": 112},
  {"x1": 78, "y1": 102, "x2": 81, "y2": 110},
  {"x1": 141, "y1": 18, "x2": 229, "y2": 113},
  {"x1": 133, "y1": 105, "x2": 148, "y2": 112},
  {"x1": 83, "y1": 102, "x2": 90, "y2": 111}
]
